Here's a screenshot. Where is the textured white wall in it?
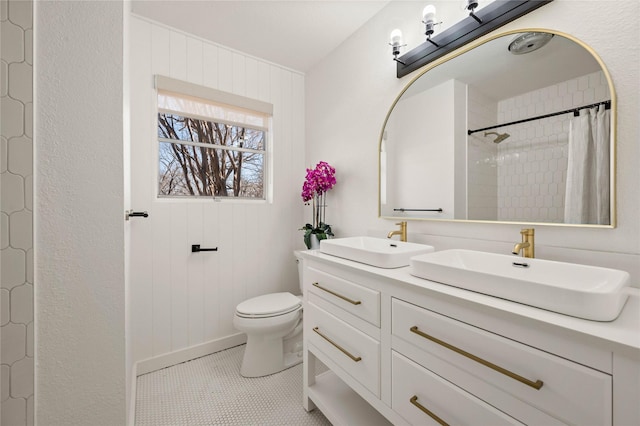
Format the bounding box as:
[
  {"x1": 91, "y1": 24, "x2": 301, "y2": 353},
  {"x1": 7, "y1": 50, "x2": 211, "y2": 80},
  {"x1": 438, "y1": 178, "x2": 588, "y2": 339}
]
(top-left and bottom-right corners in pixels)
[
  {"x1": 35, "y1": 1, "x2": 126, "y2": 424},
  {"x1": 129, "y1": 15, "x2": 305, "y2": 365},
  {"x1": 386, "y1": 80, "x2": 456, "y2": 218},
  {"x1": 306, "y1": 0, "x2": 639, "y2": 284}
]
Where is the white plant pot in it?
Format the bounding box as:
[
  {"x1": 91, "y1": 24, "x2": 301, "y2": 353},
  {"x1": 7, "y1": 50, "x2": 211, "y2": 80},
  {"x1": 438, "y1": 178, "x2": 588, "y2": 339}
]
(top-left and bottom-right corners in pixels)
[{"x1": 310, "y1": 234, "x2": 321, "y2": 250}]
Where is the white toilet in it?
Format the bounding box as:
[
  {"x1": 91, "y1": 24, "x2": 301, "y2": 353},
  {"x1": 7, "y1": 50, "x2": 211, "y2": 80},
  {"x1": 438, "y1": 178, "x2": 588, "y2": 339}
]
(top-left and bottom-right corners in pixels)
[{"x1": 233, "y1": 252, "x2": 304, "y2": 377}]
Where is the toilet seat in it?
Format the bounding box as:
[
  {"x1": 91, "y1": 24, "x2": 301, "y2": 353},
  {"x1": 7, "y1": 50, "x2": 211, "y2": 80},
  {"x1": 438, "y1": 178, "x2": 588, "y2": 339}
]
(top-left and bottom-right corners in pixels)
[{"x1": 235, "y1": 292, "x2": 302, "y2": 318}]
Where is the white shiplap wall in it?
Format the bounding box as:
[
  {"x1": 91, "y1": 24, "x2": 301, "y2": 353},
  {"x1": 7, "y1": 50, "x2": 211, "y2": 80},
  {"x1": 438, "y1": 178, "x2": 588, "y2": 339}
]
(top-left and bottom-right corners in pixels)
[{"x1": 129, "y1": 16, "x2": 305, "y2": 369}]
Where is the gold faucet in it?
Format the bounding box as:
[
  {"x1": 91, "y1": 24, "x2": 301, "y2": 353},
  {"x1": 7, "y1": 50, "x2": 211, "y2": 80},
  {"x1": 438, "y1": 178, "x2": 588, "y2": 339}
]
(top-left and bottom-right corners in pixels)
[
  {"x1": 512, "y1": 228, "x2": 535, "y2": 258},
  {"x1": 387, "y1": 221, "x2": 407, "y2": 242}
]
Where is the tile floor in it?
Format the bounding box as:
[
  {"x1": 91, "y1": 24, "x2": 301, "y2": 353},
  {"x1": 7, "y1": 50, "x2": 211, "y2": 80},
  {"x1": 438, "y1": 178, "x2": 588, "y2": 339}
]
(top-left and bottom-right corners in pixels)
[{"x1": 135, "y1": 344, "x2": 330, "y2": 425}]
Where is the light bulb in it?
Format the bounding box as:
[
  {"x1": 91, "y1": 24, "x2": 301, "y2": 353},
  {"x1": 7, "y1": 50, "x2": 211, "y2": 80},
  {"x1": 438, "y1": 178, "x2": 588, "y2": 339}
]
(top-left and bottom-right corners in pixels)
[
  {"x1": 466, "y1": 0, "x2": 479, "y2": 12},
  {"x1": 422, "y1": 5, "x2": 436, "y2": 22},
  {"x1": 390, "y1": 29, "x2": 403, "y2": 45}
]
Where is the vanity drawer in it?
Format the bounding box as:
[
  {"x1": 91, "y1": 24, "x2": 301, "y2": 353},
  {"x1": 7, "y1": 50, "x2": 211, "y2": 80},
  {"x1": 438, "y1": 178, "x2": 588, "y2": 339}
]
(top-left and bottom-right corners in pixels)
[
  {"x1": 307, "y1": 267, "x2": 380, "y2": 327},
  {"x1": 392, "y1": 351, "x2": 523, "y2": 426},
  {"x1": 392, "y1": 298, "x2": 612, "y2": 425},
  {"x1": 307, "y1": 302, "x2": 380, "y2": 397}
]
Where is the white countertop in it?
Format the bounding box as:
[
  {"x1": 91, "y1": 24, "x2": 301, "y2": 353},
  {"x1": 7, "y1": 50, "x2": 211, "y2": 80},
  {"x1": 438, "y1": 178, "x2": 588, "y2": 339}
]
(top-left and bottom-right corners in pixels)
[{"x1": 300, "y1": 250, "x2": 640, "y2": 355}]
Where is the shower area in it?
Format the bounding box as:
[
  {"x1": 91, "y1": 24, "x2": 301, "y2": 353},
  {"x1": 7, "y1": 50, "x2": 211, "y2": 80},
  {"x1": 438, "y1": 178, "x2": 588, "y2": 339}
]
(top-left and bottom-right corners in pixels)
[{"x1": 466, "y1": 68, "x2": 610, "y2": 224}]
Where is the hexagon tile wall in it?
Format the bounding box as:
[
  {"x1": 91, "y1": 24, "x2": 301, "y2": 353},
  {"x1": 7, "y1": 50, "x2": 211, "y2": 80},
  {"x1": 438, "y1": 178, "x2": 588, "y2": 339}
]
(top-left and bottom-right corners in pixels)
[{"x1": 1, "y1": 0, "x2": 34, "y2": 425}]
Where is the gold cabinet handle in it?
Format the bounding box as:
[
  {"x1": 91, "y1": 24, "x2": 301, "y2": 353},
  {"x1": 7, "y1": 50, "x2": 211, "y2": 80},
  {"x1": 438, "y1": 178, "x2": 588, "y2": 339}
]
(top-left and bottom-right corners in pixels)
[
  {"x1": 410, "y1": 395, "x2": 449, "y2": 426},
  {"x1": 410, "y1": 326, "x2": 543, "y2": 390},
  {"x1": 313, "y1": 327, "x2": 362, "y2": 362},
  {"x1": 312, "y1": 282, "x2": 362, "y2": 305}
]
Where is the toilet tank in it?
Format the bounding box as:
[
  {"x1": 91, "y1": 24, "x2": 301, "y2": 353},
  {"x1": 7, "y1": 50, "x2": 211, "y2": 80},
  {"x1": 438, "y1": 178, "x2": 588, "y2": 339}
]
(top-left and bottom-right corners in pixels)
[{"x1": 294, "y1": 250, "x2": 305, "y2": 294}]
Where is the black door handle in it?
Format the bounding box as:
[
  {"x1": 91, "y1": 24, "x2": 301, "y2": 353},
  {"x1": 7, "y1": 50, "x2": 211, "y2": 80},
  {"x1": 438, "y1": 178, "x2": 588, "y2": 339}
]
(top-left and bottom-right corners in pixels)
[
  {"x1": 126, "y1": 210, "x2": 149, "y2": 220},
  {"x1": 191, "y1": 244, "x2": 218, "y2": 253}
]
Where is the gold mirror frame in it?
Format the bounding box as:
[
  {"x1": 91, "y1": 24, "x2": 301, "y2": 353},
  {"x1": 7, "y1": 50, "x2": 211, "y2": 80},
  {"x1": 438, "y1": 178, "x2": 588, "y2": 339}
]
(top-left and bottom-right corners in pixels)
[{"x1": 378, "y1": 28, "x2": 617, "y2": 228}]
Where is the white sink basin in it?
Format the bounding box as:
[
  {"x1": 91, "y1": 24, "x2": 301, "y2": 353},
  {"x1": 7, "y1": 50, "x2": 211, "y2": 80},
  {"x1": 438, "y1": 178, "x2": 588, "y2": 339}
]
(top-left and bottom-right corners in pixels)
[
  {"x1": 410, "y1": 249, "x2": 630, "y2": 321},
  {"x1": 320, "y1": 237, "x2": 435, "y2": 269}
]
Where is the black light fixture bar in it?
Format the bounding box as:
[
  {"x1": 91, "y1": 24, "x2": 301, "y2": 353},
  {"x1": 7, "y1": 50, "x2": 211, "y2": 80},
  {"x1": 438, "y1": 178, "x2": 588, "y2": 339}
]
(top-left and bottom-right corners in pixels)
[{"x1": 396, "y1": 0, "x2": 554, "y2": 78}]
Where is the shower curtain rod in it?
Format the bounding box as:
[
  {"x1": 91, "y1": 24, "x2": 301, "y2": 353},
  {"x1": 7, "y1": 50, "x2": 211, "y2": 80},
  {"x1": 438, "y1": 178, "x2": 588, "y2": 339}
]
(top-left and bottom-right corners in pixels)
[{"x1": 467, "y1": 100, "x2": 611, "y2": 135}]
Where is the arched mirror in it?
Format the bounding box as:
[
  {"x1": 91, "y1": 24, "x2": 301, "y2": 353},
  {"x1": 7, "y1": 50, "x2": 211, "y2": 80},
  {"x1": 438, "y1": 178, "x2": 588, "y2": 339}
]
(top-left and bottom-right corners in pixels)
[{"x1": 379, "y1": 29, "x2": 616, "y2": 227}]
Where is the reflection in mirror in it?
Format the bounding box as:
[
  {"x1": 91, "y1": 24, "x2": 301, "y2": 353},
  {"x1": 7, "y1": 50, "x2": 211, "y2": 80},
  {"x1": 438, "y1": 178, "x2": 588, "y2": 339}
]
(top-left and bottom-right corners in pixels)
[{"x1": 380, "y1": 30, "x2": 615, "y2": 227}]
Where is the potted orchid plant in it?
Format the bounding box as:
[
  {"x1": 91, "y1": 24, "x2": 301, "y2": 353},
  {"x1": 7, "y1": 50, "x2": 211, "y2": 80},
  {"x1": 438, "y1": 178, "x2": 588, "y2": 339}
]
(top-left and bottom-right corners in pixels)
[{"x1": 300, "y1": 161, "x2": 336, "y2": 249}]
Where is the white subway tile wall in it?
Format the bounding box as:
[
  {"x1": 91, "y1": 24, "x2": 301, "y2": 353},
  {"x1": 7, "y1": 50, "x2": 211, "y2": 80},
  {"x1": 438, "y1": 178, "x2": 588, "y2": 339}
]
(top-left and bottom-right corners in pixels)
[
  {"x1": 496, "y1": 70, "x2": 608, "y2": 222},
  {"x1": 1, "y1": 0, "x2": 34, "y2": 425}
]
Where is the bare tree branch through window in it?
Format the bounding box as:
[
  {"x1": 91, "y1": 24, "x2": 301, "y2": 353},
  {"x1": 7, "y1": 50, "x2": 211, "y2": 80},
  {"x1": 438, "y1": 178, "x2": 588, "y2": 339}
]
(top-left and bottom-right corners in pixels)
[{"x1": 158, "y1": 112, "x2": 265, "y2": 198}]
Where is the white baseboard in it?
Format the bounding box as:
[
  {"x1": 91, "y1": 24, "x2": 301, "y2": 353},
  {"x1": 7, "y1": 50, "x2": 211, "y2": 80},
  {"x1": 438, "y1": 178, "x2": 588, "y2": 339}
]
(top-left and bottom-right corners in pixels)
[
  {"x1": 128, "y1": 361, "x2": 137, "y2": 426},
  {"x1": 135, "y1": 333, "x2": 247, "y2": 376}
]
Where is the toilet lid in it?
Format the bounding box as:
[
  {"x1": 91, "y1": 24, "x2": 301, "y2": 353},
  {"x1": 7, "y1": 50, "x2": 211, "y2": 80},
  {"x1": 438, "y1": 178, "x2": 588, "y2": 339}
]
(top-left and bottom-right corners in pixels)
[{"x1": 236, "y1": 292, "x2": 302, "y2": 317}]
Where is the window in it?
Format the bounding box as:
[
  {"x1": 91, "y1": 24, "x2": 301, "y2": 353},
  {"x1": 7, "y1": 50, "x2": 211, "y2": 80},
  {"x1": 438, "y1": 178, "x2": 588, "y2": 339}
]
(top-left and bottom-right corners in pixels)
[{"x1": 155, "y1": 76, "x2": 272, "y2": 199}]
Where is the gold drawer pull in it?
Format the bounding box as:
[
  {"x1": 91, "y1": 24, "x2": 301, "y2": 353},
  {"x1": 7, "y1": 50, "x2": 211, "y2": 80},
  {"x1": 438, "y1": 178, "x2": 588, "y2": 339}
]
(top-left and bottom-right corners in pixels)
[
  {"x1": 410, "y1": 395, "x2": 449, "y2": 426},
  {"x1": 313, "y1": 327, "x2": 362, "y2": 362},
  {"x1": 410, "y1": 326, "x2": 543, "y2": 390},
  {"x1": 312, "y1": 282, "x2": 362, "y2": 305}
]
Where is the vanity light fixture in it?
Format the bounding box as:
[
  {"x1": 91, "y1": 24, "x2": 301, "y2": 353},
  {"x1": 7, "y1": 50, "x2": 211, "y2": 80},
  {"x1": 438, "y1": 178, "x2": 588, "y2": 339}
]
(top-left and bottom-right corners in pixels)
[
  {"x1": 391, "y1": 0, "x2": 554, "y2": 78},
  {"x1": 389, "y1": 29, "x2": 406, "y2": 64},
  {"x1": 466, "y1": 0, "x2": 483, "y2": 24},
  {"x1": 422, "y1": 5, "x2": 441, "y2": 47}
]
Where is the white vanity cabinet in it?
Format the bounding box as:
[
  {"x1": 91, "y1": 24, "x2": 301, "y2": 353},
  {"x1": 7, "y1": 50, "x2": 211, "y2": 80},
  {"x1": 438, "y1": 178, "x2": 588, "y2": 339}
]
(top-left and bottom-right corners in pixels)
[
  {"x1": 303, "y1": 263, "x2": 395, "y2": 424},
  {"x1": 392, "y1": 298, "x2": 611, "y2": 425},
  {"x1": 307, "y1": 266, "x2": 381, "y2": 327},
  {"x1": 391, "y1": 351, "x2": 525, "y2": 425},
  {"x1": 306, "y1": 301, "x2": 380, "y2": 397},
  {"x1": 301, "y1": 252, "x2": 640, "y2": 426}
]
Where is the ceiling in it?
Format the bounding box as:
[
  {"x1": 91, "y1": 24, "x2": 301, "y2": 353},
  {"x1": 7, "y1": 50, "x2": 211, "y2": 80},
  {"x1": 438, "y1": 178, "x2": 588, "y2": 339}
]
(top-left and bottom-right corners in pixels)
[
  {"x1": 131, "y1": 0, "x2": 392, "y2": 73},
  {"x1": 404, "y1": 32, "x2": 601, "y2": 102}
]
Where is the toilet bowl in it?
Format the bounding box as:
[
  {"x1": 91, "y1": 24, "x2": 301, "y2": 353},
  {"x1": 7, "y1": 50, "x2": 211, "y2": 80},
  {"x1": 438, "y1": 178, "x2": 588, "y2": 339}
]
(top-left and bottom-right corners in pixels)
[{"x1": 233, "y1": 252, "x2": 304, "y2": 377}]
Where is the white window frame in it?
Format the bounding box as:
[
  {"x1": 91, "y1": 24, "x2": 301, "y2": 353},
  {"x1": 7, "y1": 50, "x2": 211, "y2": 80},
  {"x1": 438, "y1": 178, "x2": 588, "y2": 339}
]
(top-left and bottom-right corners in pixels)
[{"x1": 154, "y1": 75, "x2": 273, "y2": 202}]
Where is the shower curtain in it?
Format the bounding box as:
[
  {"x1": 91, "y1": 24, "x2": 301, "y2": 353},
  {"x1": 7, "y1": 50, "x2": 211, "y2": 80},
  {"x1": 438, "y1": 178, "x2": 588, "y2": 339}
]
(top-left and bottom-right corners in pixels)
[{"x1": 564, "y1": 105, "x2": 610, "y2": 225}]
